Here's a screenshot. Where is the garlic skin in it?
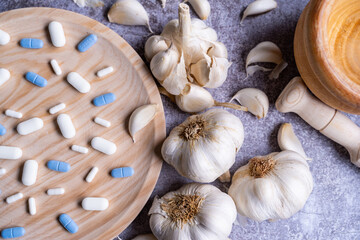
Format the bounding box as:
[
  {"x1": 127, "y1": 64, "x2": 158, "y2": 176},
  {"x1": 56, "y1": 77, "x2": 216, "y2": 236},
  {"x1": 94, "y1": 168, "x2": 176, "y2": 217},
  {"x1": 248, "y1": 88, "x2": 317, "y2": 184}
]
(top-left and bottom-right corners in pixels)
[
  {"x1": 129, "y1": 104, "x2": 158, "y2": 142},
  {"x1": 278, "y1": 123, "x2": 309, "y2": 160},
  {"x1": 185, "y1": 0, "x2": 211, "y2": 20},
  {"x1": 231, "y1": 88, "x2": 269, "y2": 119},
  {"x1": 145, "y1": 3, "x2": 231, "y2": 105},
  {"x1": 132, "y1": 234, "x2": 157, "y2": 240},
  {"x1": 160, "y1": 0, "x2": 166, "y2": 8},
  {"x1": 246, "y1": 41, "x2": 287, "y2": 79},
  {"x1": 73, "y1": 0, "x2": 104, "y2": 7},
  {"x1": 161, "y1": 108, "x2": 244, "y2": 182},
  {"x1": 229, "y1": 150, "x2": 313, "y2": 222},
  {"x1": 108, "y1": 0, "x2": 153, "y2": 32},
  {"x1": 149, "y1": 183, "x2": 236, "y2": 240},
  {"x1": 241, "y1": 0, "x2": 277, "y2": 24}
]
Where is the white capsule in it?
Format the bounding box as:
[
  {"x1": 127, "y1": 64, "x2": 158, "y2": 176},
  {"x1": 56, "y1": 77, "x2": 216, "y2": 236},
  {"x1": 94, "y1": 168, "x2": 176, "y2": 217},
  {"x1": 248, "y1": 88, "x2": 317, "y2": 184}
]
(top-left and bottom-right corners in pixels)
[
  {"x1": 82, "y1": 197, "x2": 109, "y2": 211},
  {"x1": 94, "y1": 117, "x2": 111, "y2": 128},
  {"x1": 6, "y1": 192, "x2": 23, "y2": 204},
  {"x1": 67, "y1": 72, "x2": 91, "y2": 93},
  {"x1": 48, "y1": 21, "x2": 66, "y2": 47},
  {"x1": 17, "y1": 117, "x2": 43, "y2": 135},
  {"x1": 85, "y1": 167, "x2": 99, "y2": 183},
  {"x1": 0, "y1": 29, "x2": 10, "y2": 45},
  {"x1": 47, "y1": 188, "x2": 65, "y2": 195},
  {"x1": 57, "y1": 114, "x2": 76, "y2": 139},
  {"x1": 71, "y1": 145, "x2": 88, "y2": 154},
  {"x1": 96, "y1": 66, "x2": 114, "y2": 78},
  {"x1": 28, "y1": 197, "x2": 36, "y2": 215},
  {"x1": 0, "y1": 146, "x2": 22, "y2": 160},
  {"x1": 50, "y1": 59, "x2": 62, "y2": 75},
  {"x1": 0, "y1": 68, "x2": 10, "y2": 87},
  {"x1": 91, "y1": 137, "x2": 117, "y2": 155},
  {"x1": 5, "y1": 109, "x2": 22, "y2": 119},
  {"x1": 22, "y1": 160, "x2": 38, "y2": 186},
  {"x1": 49, "y1": 103, "x2": 66, "y2": 114},
  {"x1": 0, "y1": 167, "x2": 6, "y2": 176}
]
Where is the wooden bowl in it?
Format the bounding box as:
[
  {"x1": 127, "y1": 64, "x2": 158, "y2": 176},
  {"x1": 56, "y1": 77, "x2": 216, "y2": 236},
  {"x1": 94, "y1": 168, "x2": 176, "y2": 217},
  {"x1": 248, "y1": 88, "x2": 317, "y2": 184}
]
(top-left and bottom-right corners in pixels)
[{"x1": 294, "y1": 0, "x2": 360, "y2": 114}]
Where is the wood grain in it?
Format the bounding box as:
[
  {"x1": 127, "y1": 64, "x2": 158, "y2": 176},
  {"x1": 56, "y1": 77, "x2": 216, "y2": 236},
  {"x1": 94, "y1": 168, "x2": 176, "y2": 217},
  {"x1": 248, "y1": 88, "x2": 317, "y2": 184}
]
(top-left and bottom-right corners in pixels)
[{"x1": 0, "y1": 8, "x2": 165, "y2": 240}]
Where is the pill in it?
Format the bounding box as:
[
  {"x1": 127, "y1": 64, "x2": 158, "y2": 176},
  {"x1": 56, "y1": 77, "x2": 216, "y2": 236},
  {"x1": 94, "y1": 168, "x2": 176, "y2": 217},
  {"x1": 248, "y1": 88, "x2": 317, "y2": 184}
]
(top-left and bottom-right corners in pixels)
[
  {"x1": 47, "y1": 160, "x2": 70, "y2": 172},
  {"x1": 20, "y1": 38, "x2": 43, "y2": 49},
  {"x1": 22, "y1": 160, "x2": 38, "y2": 186},
  {"x1": 59, "y1": 213, "x2": 78, "y2": 234},
  {"x1": 85, "y1": 167, "x2": 98, "y2": 183},
  {"x1": 91, "y1": 137, "x2": 117, "y2": 155},
  {"x1": 28, "y1": 197, "x2": 36, "y2": 215},
  {"x1": 57, "y1": 114, "x2": 76, "y2": 139},
  {"x1": 0, "y1": 123, "x2": 6, "y2": 136},
  {"x1": 47, "y1": 187, "x2": 65, "y2": 195},
  {"x1": 77, "y1": 34, "x2": 97, "y2": 52},
  {"x1": 67, "y1": 72, "x2": 91, "y2": 93},
  {"x1": 50, "y1": 59, "x2": 62, "y2": 75},
  {"x1": 97, "y1": 66, "x2": 114, "y2": 78},
  {"x1": 48, "y1": 21, "x2": 66, "y2": 47},
  {"x1": 93, "y1": 93, "x2": 116, "y2": 107},
  {"x1": 111, "y1": 167, "x2": 134, "y2": 178},
  {"x1": 0, "y1": 29, "x2": 10, "y2": 45},
  {"x1": 6, "y1": 192, "x2": 23, "y2": 204},
  {"x1": 1, "y1": 227, "x2": 25, "y2": 239},
  {"x1": 71, "y1": 145, "x2": 88, "y2": 154},
  {"x1": 17, "y1": 117, "x2": 43, "y2": 135},
  {"x1": 94, "y1": 117, "x2": 111, "y2": 128},
  {"x1": 0, "y1": 68, "x2": 10, "y2": 87},
  {"x1": 25, "y1": 72, "x2": 47, "y2": 87},
  {"x1": 49, "y1": 103, "x2": 66, "y2": 114},
  {"x1": 0, "y1": 146, "x2": 22, "y2": 159},
  {"x1": 0, "y1": 167, "x2": 6, "y2": 176},
  {"x1": 5, "y1": 109, "x2": 22, "y2": 119},
  {"x1": 82, "y1": 197, "x2": 109, "y2": 211}
]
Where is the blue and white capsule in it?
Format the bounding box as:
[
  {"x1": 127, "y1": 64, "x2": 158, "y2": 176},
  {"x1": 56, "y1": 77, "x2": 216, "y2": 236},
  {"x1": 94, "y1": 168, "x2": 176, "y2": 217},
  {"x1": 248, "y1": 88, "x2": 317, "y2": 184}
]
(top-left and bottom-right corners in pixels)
[
  {"x1": 59, "y1": 213, "x2": 78, "y2": 234},
  {"x1": 20, "y1": 38, "x2": 43, "y2": 49},
  {"x1": 25, "y1": 72, "x2": 47, "y2": 87},
  {"x1": 47, "y1": 160, "x2": 70, "y2": 172},
  {"x1": 111, "y1": 167, "x2": 134, "y2": 178},
  {"x1": 93, "y1": 93, "x2": 116, "y2": 107},
  {"x1": 77, "y1": 34, "x2": 97, "y2": 52},
  {"x1": 0, "y1": 123, "x2": 6, "y2": 136},
  {"x1": 1, "y1": 227, "x2": 25, "y2": 239}
]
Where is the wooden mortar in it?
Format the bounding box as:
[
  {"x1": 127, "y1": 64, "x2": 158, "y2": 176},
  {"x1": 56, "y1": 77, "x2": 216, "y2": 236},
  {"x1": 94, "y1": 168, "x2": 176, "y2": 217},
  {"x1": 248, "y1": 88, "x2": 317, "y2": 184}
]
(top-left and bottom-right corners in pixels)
[{"x1": 294, "y1": 0, "x2": 360, "y2": 114}]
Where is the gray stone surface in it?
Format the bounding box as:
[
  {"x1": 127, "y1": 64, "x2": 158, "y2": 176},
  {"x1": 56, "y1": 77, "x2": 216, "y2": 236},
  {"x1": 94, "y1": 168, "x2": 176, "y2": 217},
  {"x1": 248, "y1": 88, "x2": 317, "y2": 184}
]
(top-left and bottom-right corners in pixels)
[{"x1": 0, "y1": 0, "x2": 359, "y2": 239}]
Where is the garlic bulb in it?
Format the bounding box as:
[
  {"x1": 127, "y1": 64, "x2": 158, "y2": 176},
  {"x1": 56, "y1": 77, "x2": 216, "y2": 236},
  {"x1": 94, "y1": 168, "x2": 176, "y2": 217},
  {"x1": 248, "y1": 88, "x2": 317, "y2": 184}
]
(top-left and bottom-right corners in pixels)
[
  {"x1": 228, "y1": 150, "x2": 313, "y2": 221},
  {"x1": 185, "y1": 0, "x2": 211, "y2": 20},
  {"x1": 145, "y1": 3, "x2": 231, "y2": 110},
  {"x1": 132, "y1": 234, "x2": 157, "y2": 240},
  {"x1": 175, "y1": 83, "x2": 247, "y2": 113},
  {"x1": 149, "y1": 183, "x2": 237, "y2": 240},
  {"x1": 108, "y1": 0, "x2": 152, "y2": 32},
  {"x1": 161, "y1": 108, "x2": 244, "y2": 182}
]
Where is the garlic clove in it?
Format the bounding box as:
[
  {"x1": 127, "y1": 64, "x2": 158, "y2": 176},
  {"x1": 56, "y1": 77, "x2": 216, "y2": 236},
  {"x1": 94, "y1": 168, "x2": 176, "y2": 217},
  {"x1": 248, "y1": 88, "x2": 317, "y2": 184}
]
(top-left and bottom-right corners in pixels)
[
  {"x1": 145, "y1": 35, "x2": 170, "y2": 61},
  {"x1": 160, "y1": 0, "x2": 166, "y2": 8},
  {"x1": 246, "y1": 41, "x2": 287, "y2": 79},
  {"x1": 73, "y1": 0, "x2": 104, "y2": 7},
  {"x1": 277, "y1": 123, "x2": 309, "y2": 160},
  {"x1": 150, "y1": 45, "x2": 179, "y2": 81},
  {"x1": 129, "y1": 104, "x2": 159, "y2": 143},
  {"x1": 231, "y1": 88, "x2": 269, "y2": 119},
  {"x1": 132, "y1": 234, "x2": 157, "y2": 240},
  {"x1": 185, "y1": 0, "x2": 211, "y2": 20},
  {"x1": 160, "y1": 52, "x2": 188, "y2": 95},
  {"x1": 192, "y1": 18, "x2": 218, "y2": 42},
  {"x1": 108, "y1": 0, "x2": 153, "y2": 32},
  {"x1": 161, "y1": 19, "x2": 179, "y2": 39},
  {"x1": 175, "y1": 84, "x2": 214, "y2": 113},
  {"x1": 207, "y1": 41, "x2": 228, "y2": 58},
  {"x1": 241, "y1": 0, "x2": 277, "y2": 24},
  {"x1": 189, "y1": 54, "x2": 211, "y2": 85}
]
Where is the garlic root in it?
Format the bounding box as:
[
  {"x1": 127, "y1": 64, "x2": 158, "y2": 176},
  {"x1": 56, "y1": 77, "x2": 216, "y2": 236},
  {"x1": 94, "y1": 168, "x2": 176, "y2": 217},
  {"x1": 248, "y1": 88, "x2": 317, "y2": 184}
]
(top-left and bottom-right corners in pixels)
[
  {"x1": 278, "y1": 123, "x2": 310, "y2": 160},
  {"x1": 129, "y1": 104, "x2": 159, "y2": 142},
  {"x1": 231, "y1": 88, "x2": 269, "y2": 119},
  {"x1": 185, "y1": 0, "x2": 211, "y2": 20},
  {"x1": 108, "y1": 0, "x2": 153, "y2": 33}
]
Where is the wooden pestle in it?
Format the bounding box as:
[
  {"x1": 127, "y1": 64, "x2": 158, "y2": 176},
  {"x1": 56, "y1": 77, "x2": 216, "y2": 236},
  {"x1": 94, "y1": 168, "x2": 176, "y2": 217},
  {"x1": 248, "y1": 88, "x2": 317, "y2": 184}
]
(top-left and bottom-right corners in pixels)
[{"x1": 276, "y1": 77, "x2": 360, "y2": 167}]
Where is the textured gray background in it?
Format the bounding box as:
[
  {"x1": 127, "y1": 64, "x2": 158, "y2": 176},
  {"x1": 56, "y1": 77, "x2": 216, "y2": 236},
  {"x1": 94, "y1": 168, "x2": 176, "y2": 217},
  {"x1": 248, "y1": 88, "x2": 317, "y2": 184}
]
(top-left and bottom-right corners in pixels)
[{"x1": 0, "y1": 0, "x2": 359, "y2": 240}]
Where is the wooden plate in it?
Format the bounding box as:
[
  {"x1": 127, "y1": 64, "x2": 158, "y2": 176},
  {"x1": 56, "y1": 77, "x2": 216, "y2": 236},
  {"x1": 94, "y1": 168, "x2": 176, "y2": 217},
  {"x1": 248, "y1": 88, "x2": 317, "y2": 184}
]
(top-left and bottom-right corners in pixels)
[{"x1": 0, "y1": 7, "x2": 165, "y2": 240}]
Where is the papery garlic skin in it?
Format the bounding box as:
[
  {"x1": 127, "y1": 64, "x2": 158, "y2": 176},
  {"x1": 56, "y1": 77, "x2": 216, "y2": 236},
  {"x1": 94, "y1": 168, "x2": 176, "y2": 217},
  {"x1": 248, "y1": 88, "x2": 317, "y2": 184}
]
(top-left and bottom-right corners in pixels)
[
  {"x1": 185, "y1": 0, "x2": 211, "y2": 20},
  {"x1": 73, "y1": 0, "x2": 104, "y2": 7},
  {"x1": 229, "y1": 150, "x2": 313, "y2": 222},
  {"x1": 162, "y1": 108, "x2": 244, "y2": 182},
  {"x1": 149, "y1": 183, "x2": 236, "y2": 240},
  {"x1": 108, "y1": 0, "x2": 152, "y2": 32}
]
